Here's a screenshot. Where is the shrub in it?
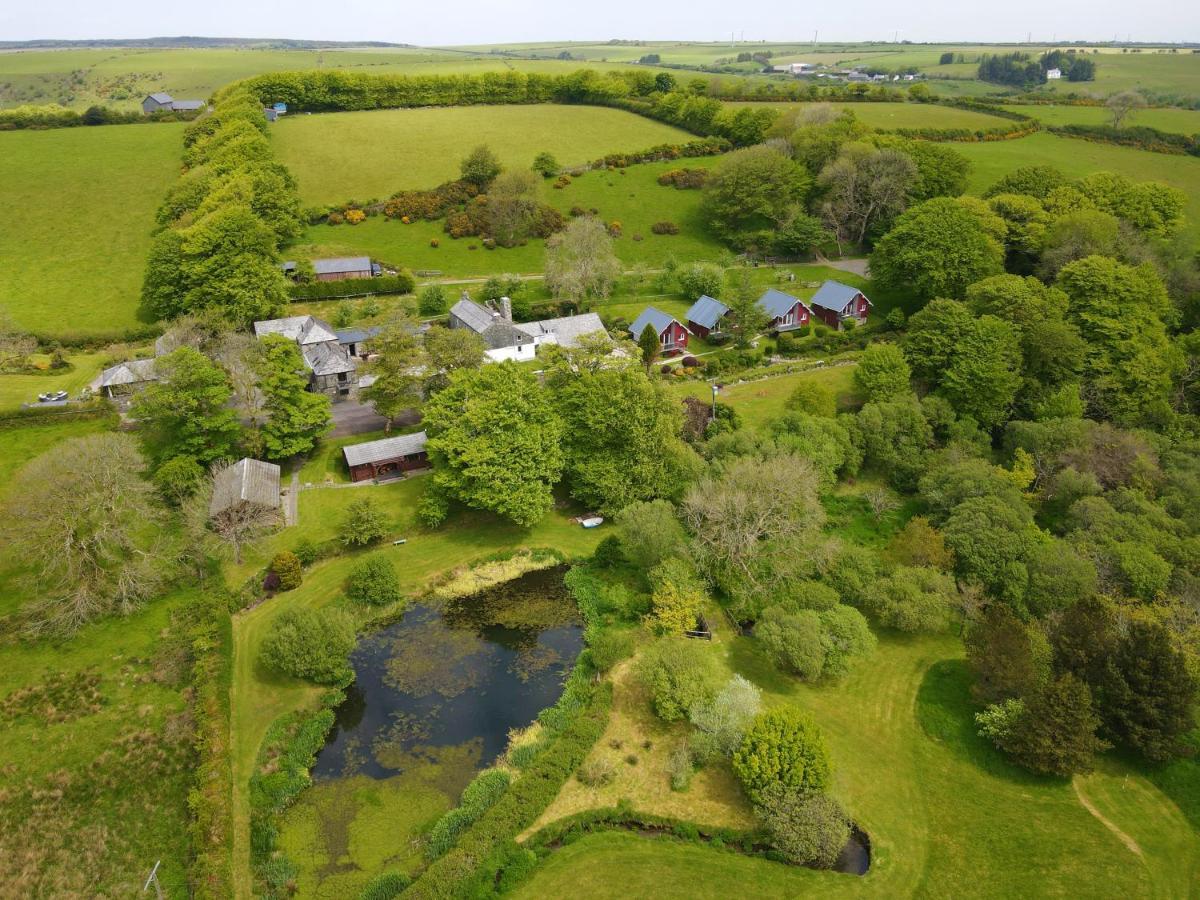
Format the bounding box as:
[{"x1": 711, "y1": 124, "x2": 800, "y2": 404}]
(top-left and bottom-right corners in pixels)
[
  {"x1": 270, "y1": 551, "x2": 303, "y2": 591},
  {"x1": 689, "y1": 675, "x2": 763, "y2": 759},
  {"x1": 591, "y1": 534, "x2": 626, "y2": 568},
  {"x1": 676, "y1": 262, "x2": 724, "y2": 300},
  {"x1": 327, "y1": 211, "x2": 344, "y2": 225},
  {"x1": 260, "y1": 608, "x2": 355, "y2": 684},
  {"x1": 647, "y1": 557, "x2": 706, "y2": 634},
  {"x1": 757, "y1": 788, "x2": 850, "y2": 868},
  {"x1": 786, "y1": 381, "x2": 836, "y2": 418},
  {"x1": 733, "y1": 708, "x2": 832, "y2": 804},
  {"x1": 427, "y1": 769, "x2": 512, "y2": 858},
  {"x1": 346, "y1": 555, "x2": 402, "y2": 606},
  {"x1": 289, "y1": 273, "x2": 415, "y2": 301},
  {"x1": 657, "y1": 168, "x2": 709, "y2": 189},
  {"x1": 636, "y1": 638, "x2": 723, "y2": 722},
  {"x1": 532, "y1": 151, "x2": 559, "y2": 177},
  {"x1": 668, "y1": 740, "x2": 694, "y2": 791},
  {"x1": 577, "y1": 757, "x2": 616, "y2": 787},
  {"x1": 419, "y1": 284, "x2": 448, "y2": 316},
  {"x1": 345, "y1": 208, "x2": 366, "y2": 225},
  {"x1": 341, "y1": 497, "x2": 388, "y2": 546},
  {"x1": 293, "y1": 537, "x2": 320, "y2": 567},
  {"x1": 416, "y1": 485, "x2": 450, "y2": 528},
  {"x1": 681, "y1": 355, "x2": 699, "y2": 368},
  {"x1": 651, "y1": 221, "x2": 680, "y2": 235},
  {"x1": 153, "y1": 455, "x2": 205, "y2": 505},
  {"x1": 587, "y1": 628, "x2": 634, "y2": 673},
  {"x1": 359, "y1": 871, "x2": 411, "y2": 900},
  {"x1": 430, "y1": 238, "x2": 440, "y2": 248}
]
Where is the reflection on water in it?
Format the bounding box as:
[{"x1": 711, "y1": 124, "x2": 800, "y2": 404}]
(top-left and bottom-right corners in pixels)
[{"x1": 313, "y1": 566, "x2": 582, "y2": 781}]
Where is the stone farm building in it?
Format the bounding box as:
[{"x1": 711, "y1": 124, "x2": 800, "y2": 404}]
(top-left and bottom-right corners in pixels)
[
  {"x1": 629, "y1": 307, "x2": 690, "y2": 355},
  {"x1": 684, "y1": 295, "x2": 730, "y2": 339},
  {"x1": 449, "y1": 294, "x2": 607, "y2": 362},
  {"x1": 810, "y1": 280, "x2": 872, "y2": 329},
  {"x1": 142, "y1": 92, "x2": 205, "y2": 114},
  {"x1": 90, "y1": 358, "x2": 158, "y2": 399},
  {"x1": 344, "y1": 430, "x2": 429, "y2": 482},
  {"x1": 254, "y1": 315, "x2": 358, "y2": 398},
  {"x1": 757, "y1": 288, "x2": 812, "y2": 332},
  {"x1": 313, "y1": 257, "x2": 375, "y2": 281},
  {"x1": 208, "y1": 458, "x2": 281, "y2": 518}
]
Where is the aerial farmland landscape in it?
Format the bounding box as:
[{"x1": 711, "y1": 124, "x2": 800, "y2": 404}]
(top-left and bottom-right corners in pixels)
[{"x1": 1, "y1": 1, "x2": 1199, "y2": 897}]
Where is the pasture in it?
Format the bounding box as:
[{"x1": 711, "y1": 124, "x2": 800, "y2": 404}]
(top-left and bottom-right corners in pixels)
[
  {"x1": 724, "y1": 100, "x2": 1012, "y2": 129},
  {"x1": 955, "y1": 131, "x2": 1200, "y2": 237},
  {"x1": 290, "y1": 156, "x2": 725, "y2": 276},
  {"x1": 1003, "y1": 102, "x2": 1200, "y2": 134},
  {"x1": 271, "y1": 105, "x2": 694, "y2": 203},
  {"x1": 0, "y1": 123, "x2": 185, "y2": 338},
  {"x1": 514, "y1": 633, "x2": 1200, "y2": 898}
]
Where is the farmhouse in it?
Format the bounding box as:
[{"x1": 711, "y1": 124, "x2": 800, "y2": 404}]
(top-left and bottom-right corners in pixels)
[
  {"x1": 208, "y1": 458, "x2": 281, "y2": 518},
  {"x1": 515, "y1": 312, "x2": 608, "y2": 350},
  {"x1": 810, "y1": 280, "x2": 872, "y2": 329},
  {"x1": 448, "y1": 295, "x2": 537, "y2": 362},
  {"x1": 629, "y1": 307, "x2": 690, "y2": 355},
  {"x1": 141, "y1": 92, "x2": 205, "y2": 114},
  {"x1": 313, "y1": 256, "x2": 376, "y2": 281},
  {"x1": 757, "y1": 288, "x2": 812, "y2": 332},
  {"x1": 253, "y1": 315, "x2": 358, "y2": 397},
  {"x1": 684, "y1": 295, "x2": 730, "y2": 339},
  {"x1": 91, "y1": 358, "x2": 159, "y2": 399},
  {"x1": 1046, "y1": 68, "x2": 1063, "y2": 79},
  {"x1": 343, "y1": 430, "x2": 429, "y2": 482}
]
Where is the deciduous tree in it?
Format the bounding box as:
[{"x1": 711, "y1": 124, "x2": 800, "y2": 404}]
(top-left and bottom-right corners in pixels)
[
  {"x1": 131, "y1": 347, "x2": 242, "y2": 465},
  {"x1": 255, "y1": 334, "x2": 332, "y2": 459}
]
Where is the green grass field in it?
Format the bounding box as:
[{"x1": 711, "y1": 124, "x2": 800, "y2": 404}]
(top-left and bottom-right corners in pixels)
[
  {"x1": 515, "y1": 633, "x2": 1200, "y2": 898},
  {"x1": 272, "y1": 105, "x2": 694, "y2": 203},
  {"x1": 0, "y1": 123, "x2": 185, "y2": 338},
  {"x1": 291, "y1": 156, "x2": 725, "y2": 276},
  {"x1": 1003, "y1": 103, "x2": 1200, "y2": 134},
  {"x1": 955, "y1": 131, "x2": 1200, "y2": 237},
  {"x1": 0, "y1": 352, "x2": 113, "y2": 410},
  {"x1": 670, "y1": 364, "x2": 860, "y2": 429},
  {"x1": 725, "y1": 100, "x2": 1013, "y2": 129}
]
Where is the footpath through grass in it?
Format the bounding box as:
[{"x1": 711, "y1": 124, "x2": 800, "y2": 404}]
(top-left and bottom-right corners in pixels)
[{"x1": 0, "y1": 123, "x2": 185, "y2": 338}]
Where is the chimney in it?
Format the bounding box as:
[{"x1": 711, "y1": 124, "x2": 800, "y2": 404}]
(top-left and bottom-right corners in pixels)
[{"x1": 500, "y1": 296, "x2": 512, "y2": 322}]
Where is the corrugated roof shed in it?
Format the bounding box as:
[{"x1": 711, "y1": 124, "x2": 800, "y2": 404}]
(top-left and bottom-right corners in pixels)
[
  {"x1": 628, "y1": 307, "x2": 681, "y2": 338},
  {"x1": 343, "y1": 431, "x2": 428, "y2": 468},
  {"x1": 146, "y1": 92, "x2": 173, "y2": 103},
  {"x1": 810, "y1": 280, "x2": 867, "y2": 313},
  {"x1": 685, "y1": 295, "x2": 730, "y2": 329},
  {"x1": 313, "y1": 256, "x2": 372, "y2": 276},
  {"x1": 209, "y1": 458, "x2": 281, "y2": 517}
]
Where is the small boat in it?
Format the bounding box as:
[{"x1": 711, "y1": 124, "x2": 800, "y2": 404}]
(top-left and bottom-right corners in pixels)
[{"x1": 579, "y1": 516, "x2": 604, "y2": 528}]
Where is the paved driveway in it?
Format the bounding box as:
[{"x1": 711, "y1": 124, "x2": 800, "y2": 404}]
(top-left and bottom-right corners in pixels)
[{"x1": 329, "y1": 399, "x2": 420, "y2": 437}]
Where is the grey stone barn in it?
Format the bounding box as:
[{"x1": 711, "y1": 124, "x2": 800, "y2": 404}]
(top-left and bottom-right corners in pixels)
[{"x1": 253, "y1": 315, "x2": 358, "y2": 398}]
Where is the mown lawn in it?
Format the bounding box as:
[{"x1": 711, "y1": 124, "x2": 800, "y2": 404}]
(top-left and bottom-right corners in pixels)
[
  {"x1": 516, "y1": 633, "x2": 1200, "y2": 898},
  {"x1": 272, "y1": 105, "x2": 694, "y2": 204},
  {"x1": 669, "y1": 364, "x2": 860, "y2": 429},
  {"x1": 0, "y1": 352, "x2": 112, "y2": 410},
  {"x1": 227, "y1": 477, "x2": 607, "y2": 894},
  {"x1": 724, "y1": 100, "x2": 1013, "y2": 130},
  {"x1": 1003, "y1": 103, "x2": 1200, "y2": 134},
  {"x1": 0, "y1": 123, "x2": 185, "y2": 338},
  {"x1": 290, "y1": 156, "x2": 725, "y2": 276},
  {"x1": 956, "y1": 132, "x2": 1200, "y2": 238}
]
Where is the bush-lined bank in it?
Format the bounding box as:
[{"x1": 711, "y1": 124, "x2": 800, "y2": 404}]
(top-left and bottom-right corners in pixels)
[
  {"x1": 1048, "y1": 123, "x2": 1200, "y2": 156},
  {"x1": 0, "y1": 103, "x2": 202, "y2": 130},
  {"x1": 289, "y1": 272, "x2": 416, "y2": 301}
]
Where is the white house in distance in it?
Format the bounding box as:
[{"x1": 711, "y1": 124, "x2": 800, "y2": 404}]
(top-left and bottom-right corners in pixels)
[
  {"x1": 774, "y1": 62, "x2": 815, "y2": 75},
  {"x1": 448, "y1": 294, "x2": 607, "y2": 362},
  {"x1": 1046, "y1": 68, "x2": 1063, "y2": 80}
]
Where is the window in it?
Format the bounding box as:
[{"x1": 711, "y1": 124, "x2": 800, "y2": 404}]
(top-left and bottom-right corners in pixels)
[{"x1": 337, "y1": 372, "x2": 348, "y2": 382}]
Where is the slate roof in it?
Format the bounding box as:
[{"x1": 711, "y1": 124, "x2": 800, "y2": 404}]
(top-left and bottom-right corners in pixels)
[
  {"x1": 313, "y1": 256, "x2": 372, "y2": 276},
  {"x1": 95, "y1": 358, "x2": 158, "y2": 389},
  {"x1": 146, "y1": 92, "x2": 173, "y2": 103},
  {"x1": 303, "y1": 342, "x2": 356, "y2": 376},
  {"x1": 209, "y1": 458, "x2": 281, "y2": 517},
  {"x1": 482, "y1": 321, "x2": 534, "y2": 350},
  {"x1": 628, "y1": 307, "x2": 683, "y2": 338},
  {"x1": 685, "y1": 295, "x2": 729, "y2": 329},
  {"x1": 757, "y1": 289, "x2": 807, "y2": 320},
  {"x1": 335, "y1": 326, "x2": 383, "y2": 346},
  {"x1": 516, "y1": 312, "x2": 607, "y2": 349},
  {"x1": 254, "y1": 315, "x2": 339, "y2": 346},
  {"x1": 449, "y1": 297, "x2": 500, "y2": 333},
  {"x1": 810, "y1": 280, "x2": 868, "y2": 313},
  {"x1": 170, "y1": 100, "x2": 205, "y2": 111},
  {"x1": 343, "y1": 431, "x2": 428, "y2": 468}
]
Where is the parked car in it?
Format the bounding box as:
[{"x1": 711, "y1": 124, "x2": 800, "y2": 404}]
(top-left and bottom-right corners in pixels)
[{"x1": 36, "y1": 390, "x2": 68, "y2": 403}]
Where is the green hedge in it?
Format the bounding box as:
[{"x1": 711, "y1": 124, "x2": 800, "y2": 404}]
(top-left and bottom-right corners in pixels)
[
  {"x1": 0, "y1": 400, "x2": 116, "y2": 429},
  {"x1": 0, "y1": 103, "x2": 201, "y2": 131},
  {"x1": 1048, "y1": 123, "x2": 1200, "y2": 156},
  {"x1": 289, "y1": 272, "x2": 415, "y2": 300}
]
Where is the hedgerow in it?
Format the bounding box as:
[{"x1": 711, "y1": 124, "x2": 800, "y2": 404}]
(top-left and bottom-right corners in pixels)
[
  {"x1": 288, "y1": 272, "x2": 415, "y2": 300},
  {"x1": 1047, "y1": 123, "x2": 1200, "y2": 156}
]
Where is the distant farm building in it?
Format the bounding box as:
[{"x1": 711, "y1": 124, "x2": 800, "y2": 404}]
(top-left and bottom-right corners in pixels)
[
  {"x1": 810, "y1": 280, "x2": 872, "y2": 329},
  {"x1": 757, "y1": 288, "x2": 812, "y2": 332},
  {"x1": 142, "y1": 92, "x2": 205, "y2": 114},
  {"x1": 629, "y1": 307, "x2": 690, "y2": 355},
  {"x1": 774, "y1": 62, "x2": 815, "y2": 75},
  {"x1": 344, "y1": 431, "x2": 429, "y2": 482},
  {"x1": 684, "y1": 295, "x2": 730, "y2": 338},
  {"x1": 254, "y1": 315, "x2": 358, "y2": 398},
  {"x1": 90, "y1": 358, "x2": 159, "y2": 398},
  {"x1": 313, "y1": 256, "x2": 376, "y2": 282},
  {"x1": 209, "y1": 458, "x2": 281, "y2": 518},
  {"x1": 1046, "y1": 68, "x2": 1063, "y2": 79}
]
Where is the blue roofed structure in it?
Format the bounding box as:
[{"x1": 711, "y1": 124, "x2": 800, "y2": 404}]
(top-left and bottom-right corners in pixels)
[
  {"x1": 809, "y1": 280, "x2": 872, "y2": 328},
  {"x1": 757, "y1": 288, "x2": 805, "y2": 320},
  {"x1": 685, "y1": 295, "x2": 730, "y2": 334},
  {"x1": 629, "y1": 307, "x2": 679, "y2": 338},
  {"x1": 810, "y1": 280, "x2": 864, "y2": 312}
]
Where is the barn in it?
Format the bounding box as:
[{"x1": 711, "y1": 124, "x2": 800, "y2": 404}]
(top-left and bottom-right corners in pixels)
[
  {"x1": 684, "y1": 295, "x2": 730, "y2": 339},
  {"x1": 313, "y1": 257, "x2": 375, "y2": 282},
  {"x1": 629, "y1": 307, "x2": 690, "y2": 355},
  {"x1": 756, "y1": 288, "x2": 812, "y2": 332},
  {"x1": 810, "y1": 280, "x2": 872, "y2": 329},
  {"x1": 344, "y1": 431, "x2": 430, "y2": 482}
]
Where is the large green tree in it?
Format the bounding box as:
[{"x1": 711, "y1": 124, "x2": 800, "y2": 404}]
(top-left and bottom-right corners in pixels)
[
  {"x1": 361, "y1": 316, "x2": 426, "y2": 429},
  {"x1": 131, "y1": 347, "x2": 242, "y2": 465},
  {"x1": 255, "y1": 335, "x2": 332, "y2": 459},
  {"x1": 870, "y1": 198, "x2": 1005, "y2": 302},
  {"x1": 702, "y1": 144, "x2": 811, "y2": 238},
  {"x1": 733, "y1": 708, "x2": 832, "y2": 804},
  {"x1": 423, "y1": 363, "x2": 565, "y2": 527},
  {"x1": 940, "y1": 315, "x2": 1023, "y2": 428},
  {"x1": 853, "y1": 342, "x2": 912, "y2": 402}
]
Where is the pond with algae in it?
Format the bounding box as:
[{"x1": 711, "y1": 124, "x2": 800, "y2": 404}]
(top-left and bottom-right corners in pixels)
[{"x1": 278, "y1": 566, "x2": 583, "y2": 895}]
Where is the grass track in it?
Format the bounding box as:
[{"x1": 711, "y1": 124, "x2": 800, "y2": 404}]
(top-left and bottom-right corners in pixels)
[
  {"x1": 272, "y1": 105, "x2": 693, "y2": 204},
  {"x1": 0, "y1": 123, "x2": 185, "y2": 337}
]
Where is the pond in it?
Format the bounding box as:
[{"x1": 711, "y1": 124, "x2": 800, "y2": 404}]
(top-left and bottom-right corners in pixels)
[{"x1": 313, "y1": 565, "x2": 583, "y2": 782}]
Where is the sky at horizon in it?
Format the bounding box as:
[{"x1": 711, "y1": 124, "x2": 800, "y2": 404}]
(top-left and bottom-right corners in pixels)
[{"x1": 1, "y1": 0, "x2": 1197, "y2": 46}]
